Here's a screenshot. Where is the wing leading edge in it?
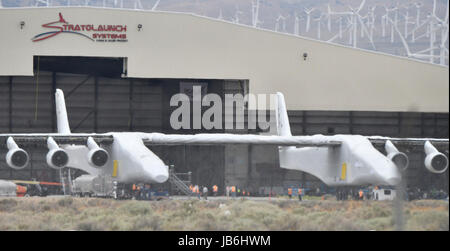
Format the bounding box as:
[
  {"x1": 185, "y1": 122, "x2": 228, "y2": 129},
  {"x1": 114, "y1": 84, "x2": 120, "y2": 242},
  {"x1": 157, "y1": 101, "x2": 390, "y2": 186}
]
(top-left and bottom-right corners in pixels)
[{"x1": 142, "y1": 133, "x2": 342, "y2": 147}]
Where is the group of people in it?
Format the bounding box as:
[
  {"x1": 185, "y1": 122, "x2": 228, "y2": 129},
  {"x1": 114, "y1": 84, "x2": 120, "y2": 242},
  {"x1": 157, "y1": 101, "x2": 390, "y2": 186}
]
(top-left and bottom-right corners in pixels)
[
  {"x1": 189, "y1": 184, "x2": 219, "y2": 200},
  {"x1": 287, "y1": 187, "x2": 304, "y2": 201},
  {"x1": 225, "y1": 186, "x2": 251, "y2": 198},
  {"x1": 188, "y1": 184, "x2": 253, "y2": 199},
  {"x1": 131, "y1": 183, "x2": 152, "y2": 200},
  {"x1": 336, "y1": 188, "x2": 367, "y2": 201}
]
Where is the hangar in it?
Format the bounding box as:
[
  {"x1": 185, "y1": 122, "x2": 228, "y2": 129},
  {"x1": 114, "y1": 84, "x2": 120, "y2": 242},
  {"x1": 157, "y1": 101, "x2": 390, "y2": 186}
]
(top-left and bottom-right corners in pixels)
[{"x1": 0, "y1": 7, "x2": 448, "y2": 194}]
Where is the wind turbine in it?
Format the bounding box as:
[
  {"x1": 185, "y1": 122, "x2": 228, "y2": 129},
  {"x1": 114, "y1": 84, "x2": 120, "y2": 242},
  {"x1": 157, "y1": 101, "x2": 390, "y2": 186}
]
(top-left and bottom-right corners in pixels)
[
  {"x1": 314, "y1": 14, "x2": 325, "y2": 40},
  {"x1": 337, "y1": 16, "x2": 344, "y2": 39},
  {"x1": 304, "y1": 8, "x2": 315, "y2": 33},
  {"x1": 402, "y1": 11, "x2": 415, "y2": 39},
  {"x1": 326, "y1": 4, "x2": 332, "y2": 32},
  {"x1": 294, "y1": 13, "x2": 301, "y2": 36},
  {"x1": 133, "y1": 0, "x2": 143, "y2": 10},
  {"x1": 35, "y1": 0, "x2": 50, "y2": 7},
  {"x1": 233, "y1": 5, "x2": 243, "y2": 24},
  {"x1": 367, "y1": 5, "x2": 376, "y2": 41},
  {"x1": 381, "y1": 14, "x2": 387, "y2": 37},
  {"x1": 415, "y1": 2, "x2": 423, "y2": 28},
  {"x1": 275, "y1": 14, "x2": 287, "y2": 33},
  {"x1": 152, "y1": 0, "x2": 161, "y2": 11},
  {"x1": 328, "y1": 0, "x2": 375, "y2": 50},
  {"x1": 327, "y1": 16, "x2": 353, "y2": 44},
  {"x1": 385, "y1": 5, "x2": 399, "y2": 44},
  {"x1": 388, "y1": 16, "x2": 441, "y2": 62},
  {"x1": 429, "y1": 0, "x2": 449, "y2": 65},
  {"x1": 251, "y1": 0, "x2": 262, "y2": 28}
]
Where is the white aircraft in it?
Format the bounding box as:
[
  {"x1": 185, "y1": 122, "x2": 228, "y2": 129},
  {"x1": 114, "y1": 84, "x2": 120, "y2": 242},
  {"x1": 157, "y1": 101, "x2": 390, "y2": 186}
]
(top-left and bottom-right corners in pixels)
[{"x1": 1, "y1": 90, "x2": 448, "y2": 187}]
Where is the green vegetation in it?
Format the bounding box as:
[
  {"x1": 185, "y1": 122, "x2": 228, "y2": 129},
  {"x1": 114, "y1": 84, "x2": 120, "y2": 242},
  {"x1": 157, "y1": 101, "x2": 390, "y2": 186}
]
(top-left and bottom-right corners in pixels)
[{"x1": 0, "y1": 197, "x2": 447, "y2": 231}]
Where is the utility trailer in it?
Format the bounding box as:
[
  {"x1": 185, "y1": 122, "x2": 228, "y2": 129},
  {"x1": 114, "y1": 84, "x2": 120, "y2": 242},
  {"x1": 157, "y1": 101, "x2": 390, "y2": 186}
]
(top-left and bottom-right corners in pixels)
[
  {"x1": 0, "y1": 180, "x2": 17, "y2": 197},
  {"x1": 72, "y1": 175, "x2": 135, "y2": 200},
  {"x1": 372, "y1": 187, "x2": 397, "y2": 201}
]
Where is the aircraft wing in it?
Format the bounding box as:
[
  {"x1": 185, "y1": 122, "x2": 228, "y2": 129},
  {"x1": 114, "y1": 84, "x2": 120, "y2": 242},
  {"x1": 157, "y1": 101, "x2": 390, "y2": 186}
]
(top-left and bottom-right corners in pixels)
[
  {"x1": 367, "y1": 136, "x2": 449, "y2": 148},
  {"x1": 0, "y1": 134, "x2": 114, "y2": 147},
  {"x1": 142, "y1": 133, "x2": 342, "y2": 147}
]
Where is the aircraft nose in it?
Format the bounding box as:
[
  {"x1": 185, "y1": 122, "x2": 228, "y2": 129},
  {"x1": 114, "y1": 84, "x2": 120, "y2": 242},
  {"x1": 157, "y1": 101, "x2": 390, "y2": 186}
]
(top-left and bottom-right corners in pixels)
[
  {"x1": 378, "y1": 161, "x2": 402, "y2": 186},
  {"x1": 150, "y1": 164, "x2": 169, "y2": 183},
  {"x1": 153, "y1": 173, "x2": 169, "y2": 183},
  {"x1": 141, "y1": 161, "x2": 169, "y2": 183}
]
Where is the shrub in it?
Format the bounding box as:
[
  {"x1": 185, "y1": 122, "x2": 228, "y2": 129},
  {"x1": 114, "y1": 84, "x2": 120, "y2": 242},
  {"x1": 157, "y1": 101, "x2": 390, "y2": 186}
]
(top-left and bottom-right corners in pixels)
[
  {"x1": 123, "y1": 202, "x2": 152, "y2": 215},
  {"x1": 0, "y1": 199, "x2": 18, "y2": 212},
  {"x1": 57, "y1": 197, "x2": 74, "y2": 207}
]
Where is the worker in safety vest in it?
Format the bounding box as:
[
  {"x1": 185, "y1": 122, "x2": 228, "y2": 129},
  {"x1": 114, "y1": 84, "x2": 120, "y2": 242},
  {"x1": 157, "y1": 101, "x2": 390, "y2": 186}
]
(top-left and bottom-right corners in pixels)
[
  {"x1": 288, "y1": 188, "x2": 293, "y2": 199},
  {"x1": 189, "y1": 185, "x2": 193, "y2": 193},
  {"x1": 359, "y1": 189, "x2": 364, "y2": 200},
  {"x1": 298, "y1": 188, "x2": 303, "y2": 201},
  {"x1": 195, "y1": 185, "x2": 201, "y2": 199},
  {"x1": 231, "y1": 186, "x2": 236, "y2": 198},
  {"x1": 212, "y1": 185, "x2": 218, "y2": 196}
]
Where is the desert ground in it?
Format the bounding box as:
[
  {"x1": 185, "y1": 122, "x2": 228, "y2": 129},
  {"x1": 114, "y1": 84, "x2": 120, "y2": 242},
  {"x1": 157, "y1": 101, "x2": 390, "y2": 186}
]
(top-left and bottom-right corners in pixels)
[{"x1": 0, "y1": 196, "x2": 448, "y2": 231}]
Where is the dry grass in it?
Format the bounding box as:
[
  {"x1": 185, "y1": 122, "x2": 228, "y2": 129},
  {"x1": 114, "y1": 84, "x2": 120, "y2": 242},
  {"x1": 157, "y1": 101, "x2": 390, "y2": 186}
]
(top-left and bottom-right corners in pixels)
[{"x1": 0, "y1": 197, "x2": 447, "y2": 231}]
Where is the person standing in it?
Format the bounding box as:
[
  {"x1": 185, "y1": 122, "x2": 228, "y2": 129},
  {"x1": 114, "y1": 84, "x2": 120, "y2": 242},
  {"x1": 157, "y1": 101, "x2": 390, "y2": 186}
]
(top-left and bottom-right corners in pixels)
[
  {"x1": 203, "y1": 186, "x2": 208, "y2": 200},
  {"x1": 298, "y1": 188, "x2": 303, "y2": 201},
  {"x1": 212, "y1": 185, "x2": 218, "y2": 196},
  {"x1": 195, "y1": 185, "x2": 200, "y2": 199},
  {"x1": 288, "y1": 187, "x2": 293, "y2": 199},
  {"x1": 226, "y1": 186, "x2": 230, "y2": 197}
]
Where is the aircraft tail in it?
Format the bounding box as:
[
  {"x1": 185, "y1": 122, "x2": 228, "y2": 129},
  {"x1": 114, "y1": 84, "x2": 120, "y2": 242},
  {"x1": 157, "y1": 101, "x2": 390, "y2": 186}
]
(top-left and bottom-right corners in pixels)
[
  {"x1": 276, "y1": 92, "x2": 292, "y2": 136},
  {"x1": 55, "y1": 89, "x2": 71, "y2": 134}
]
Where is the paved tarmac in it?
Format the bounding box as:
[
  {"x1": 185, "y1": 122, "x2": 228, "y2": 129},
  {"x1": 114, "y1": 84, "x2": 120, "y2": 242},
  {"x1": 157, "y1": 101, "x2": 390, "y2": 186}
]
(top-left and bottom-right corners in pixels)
[{"x1": 169, "y1": 195, "x2": 303, "y2": 201}]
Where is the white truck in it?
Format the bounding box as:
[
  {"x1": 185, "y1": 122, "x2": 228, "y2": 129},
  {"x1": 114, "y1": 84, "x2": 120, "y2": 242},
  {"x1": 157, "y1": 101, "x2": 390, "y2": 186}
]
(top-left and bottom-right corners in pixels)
[{"x1": 372, "y1": 187, "x2": 397, "y2": 201}]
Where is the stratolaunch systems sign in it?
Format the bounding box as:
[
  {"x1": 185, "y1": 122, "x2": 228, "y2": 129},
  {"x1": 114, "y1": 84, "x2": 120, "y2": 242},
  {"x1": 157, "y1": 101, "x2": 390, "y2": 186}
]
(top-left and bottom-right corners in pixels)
[{"x1": 32, "y1": 13, "x2": 128, "y2": 42}]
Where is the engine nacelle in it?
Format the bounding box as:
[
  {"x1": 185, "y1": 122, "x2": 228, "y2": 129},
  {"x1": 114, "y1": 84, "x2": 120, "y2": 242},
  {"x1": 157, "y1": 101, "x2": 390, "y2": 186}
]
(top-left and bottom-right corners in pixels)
[
  {"x1": 86, "y1": 137, "x2": 109, "y2": 167},
  {"x1": 46, "y1": 137, "x2": 69, "y2": 169},
  {"x1": 6, "y1": 137, "x2": 29, "y2": 170},
  {"x1": 424, "y1": 141, "x2": 448, "y2": 174},
  {"x1": 385, "y1": 140, "x2": 409, "y2": 171}
]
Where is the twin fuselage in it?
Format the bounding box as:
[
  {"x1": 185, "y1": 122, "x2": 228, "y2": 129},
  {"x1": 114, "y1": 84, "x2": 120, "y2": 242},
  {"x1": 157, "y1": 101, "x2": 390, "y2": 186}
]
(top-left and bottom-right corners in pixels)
[{"x1": 61, "y1": 132, "x2": 401, "y2": 187}]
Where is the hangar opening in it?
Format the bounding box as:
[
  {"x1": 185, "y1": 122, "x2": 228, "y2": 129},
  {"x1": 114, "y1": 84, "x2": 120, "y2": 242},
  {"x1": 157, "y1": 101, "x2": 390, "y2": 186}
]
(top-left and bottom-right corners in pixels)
[
  {"x1": 2, "y1": 55, "x2": 254, "y2": 193},
  {"x1": 33, "y1": 56, "x2": 127, "y2": 78},
  {"x1": 1, "y1": 56, "x2": 449, "y2": 195}
]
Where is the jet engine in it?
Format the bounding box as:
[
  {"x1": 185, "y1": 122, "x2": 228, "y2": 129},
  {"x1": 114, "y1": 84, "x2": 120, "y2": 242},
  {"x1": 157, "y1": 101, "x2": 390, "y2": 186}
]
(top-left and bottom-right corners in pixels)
[
  {"x1": 5, "y1": 137, "x2": 29, "y2": 169},
  {"x1": 86, "y1": 137, "x2": 109, "y2": 167},
  {"x1": 385, "y1": 140, "x2": 409, "y2": 171},
  {"x1": 46, "y1": 137, "x2": 69, "y2": 169},
  {"x1": 424, "y1": 141, "x2": 448, "y2": 174}
]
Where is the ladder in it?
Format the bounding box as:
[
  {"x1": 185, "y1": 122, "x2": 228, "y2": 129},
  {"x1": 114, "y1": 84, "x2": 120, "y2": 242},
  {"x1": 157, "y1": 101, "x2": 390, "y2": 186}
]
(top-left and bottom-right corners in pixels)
[
  {"x1": 59, "y1": 168, "x2": 73, "y2": 195},
  {"x1": 168, "y1": 167, "x2": 193, "y2": 196}
]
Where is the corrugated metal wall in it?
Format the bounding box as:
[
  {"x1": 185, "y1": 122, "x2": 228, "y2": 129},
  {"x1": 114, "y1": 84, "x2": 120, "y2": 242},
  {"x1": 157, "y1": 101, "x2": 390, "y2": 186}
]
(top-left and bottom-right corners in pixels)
[{"x1": 0, "y1": 71, "x2": 448, "y2": 193}]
